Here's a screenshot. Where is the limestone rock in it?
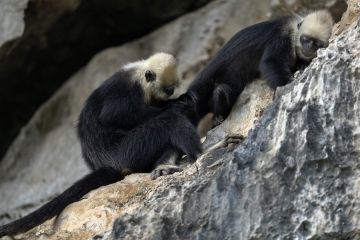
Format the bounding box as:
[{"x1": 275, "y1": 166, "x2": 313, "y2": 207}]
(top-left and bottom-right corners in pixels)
[
  {"x1": 106, "y1": 12, "x2": 360, "y2": 240},
  {"x1": 0, "y1": 0, "x2": 28, "y2": 46},
  {"x1": 334, "y1": 0, "x2": 360, "y2": 34},
  {"x1": 202, "y1": 79, "x2": 274, "y2": 150},
  {"x1": 271, "y1": 0, "x2": 347, "y2": 21}
]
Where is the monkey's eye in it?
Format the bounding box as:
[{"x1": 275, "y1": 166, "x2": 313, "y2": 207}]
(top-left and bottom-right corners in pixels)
[
  {"x1": 297, "y1": 21, "x2": 303, "y2": 29},
  {"x1": 145, "y1": 70, "x2": 156, "y2": 82}
]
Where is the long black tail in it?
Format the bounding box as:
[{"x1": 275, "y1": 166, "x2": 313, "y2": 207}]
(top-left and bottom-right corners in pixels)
[{"x1": 0, "y1": 167, "x2": 123, "y2": 237}]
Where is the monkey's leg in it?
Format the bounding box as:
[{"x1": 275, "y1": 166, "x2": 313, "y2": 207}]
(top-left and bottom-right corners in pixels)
[
  {"x1": 211, "y1": 83, "x2": 241, "y2": 126},
  {"x1": 169, "y1": 113, "x2": 202, "y2": 161},
  {"x1": 111, "y1": 111, "x2": 201, "y2": 172},
  {"x1": 150, "y1": 150, "x2": 182, "y2": 179},
  {"x1": 259, "y1": 45, "x2": 292, "y2": 89}
]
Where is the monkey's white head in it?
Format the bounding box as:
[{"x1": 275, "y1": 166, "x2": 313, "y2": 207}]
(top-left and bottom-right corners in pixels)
[
  {"x1": 143, "y1": 53, "x2": 179, "y2": 102},
  {"x1": 124, "y1": 53, "x2": 179, "y2": 103},
  {"x1": 296, "y1": 10, "x2": 334, "y2": 60}
]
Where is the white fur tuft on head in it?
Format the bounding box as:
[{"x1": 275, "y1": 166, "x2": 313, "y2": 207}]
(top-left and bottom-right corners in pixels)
[
  {"x1": 300, "y1": 10, "x2": 334, "y2": 44},
  {"x1": 122, "y1": 53, "x2": 179, "y2": 103},
  {"x1": 145, "y1": 53, "x2": 178, "y2": 101},
  {"x1": 146, "y1": 53, "x2": 177, "y2": 69}
]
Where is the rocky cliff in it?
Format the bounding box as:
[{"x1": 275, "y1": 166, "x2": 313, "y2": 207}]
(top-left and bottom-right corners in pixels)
[{"x1": 0, "y1": 0, "x2": 357, "y2": 239}]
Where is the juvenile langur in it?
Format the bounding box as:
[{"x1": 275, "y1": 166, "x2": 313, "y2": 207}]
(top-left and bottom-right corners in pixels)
[
  {"x1": 0, "y1": 53, "x2": 201, "y2": 237},
  {"x1": 182, "y1": 10, "x2": 334, "y2": 124}
]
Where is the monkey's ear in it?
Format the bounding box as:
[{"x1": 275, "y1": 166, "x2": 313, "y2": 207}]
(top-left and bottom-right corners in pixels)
[
  {"x1": 297, "y1": 21, "x2": 303, "y2": 29},
  {"x1": 145, "y1": 70, "x2": 156, "y2": 82}
]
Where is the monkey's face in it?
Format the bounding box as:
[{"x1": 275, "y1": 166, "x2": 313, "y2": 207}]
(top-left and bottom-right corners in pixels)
[
  {"x1": 297, "y1": 34, "x2": 325, "y2": 59},
  {"x1": 144, "y1": 53, "x2": 179, "y2": 101},
  {"x1": 144, "y1": 67, "x2": 179, "y2": 101},
  {"x1": 295, "y1": 10, "x2": 333, "y2": 61}
]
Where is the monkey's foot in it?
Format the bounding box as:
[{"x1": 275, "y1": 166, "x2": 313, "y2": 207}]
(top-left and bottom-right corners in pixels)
[
  {"x1": 206, "y1": 134, "x2": 245, "y2": 152},
  {"x1": 223, "y1": 134, "x2": 245, "y2": 149},
  {"x1": 150, "y1": 164, "x2": 183, "y2": 180}
]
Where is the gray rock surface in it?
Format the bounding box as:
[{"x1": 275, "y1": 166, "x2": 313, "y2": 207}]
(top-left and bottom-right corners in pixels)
[
  {"x1": 0, "y1": 0, "x2": 28, "y2": 46},
  {"x1": 271, "y1": 0, "x2": 347, "y2": 21},
  {"x1": 107, "y1": 13, "x2": 360, "y2": 240},
  {"x1": 0, "y1": 0, "x2": 271, "y2": 228}
]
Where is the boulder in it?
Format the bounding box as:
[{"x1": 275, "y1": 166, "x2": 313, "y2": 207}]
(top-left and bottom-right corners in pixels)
[{"x1": 107, "y1": 6, "x2": 360, "y2": 240}]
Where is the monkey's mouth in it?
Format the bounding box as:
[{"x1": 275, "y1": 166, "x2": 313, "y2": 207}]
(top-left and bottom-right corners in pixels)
[
  {"x1": 296, "y1": 44, "x2": 316, "y2": 60},
  {"x1": 299, "y1": 49, "x2": 316, "y2": 60}
]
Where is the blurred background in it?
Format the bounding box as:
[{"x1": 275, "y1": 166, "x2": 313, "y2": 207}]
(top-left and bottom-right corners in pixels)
[{"x1": 0, "y1": 0, "x2": 347, "y2": 229}]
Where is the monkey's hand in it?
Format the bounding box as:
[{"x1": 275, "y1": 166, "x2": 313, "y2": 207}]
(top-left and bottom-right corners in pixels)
[
  {"x1": 168, "y1": 110, "x2": 202, "y2": 163},
  {"x1": 150, "y1": 164, "x2": 183, "y2": 179},
  {"x1": 171, "y1": 92, "x2": 196, "y2": 107},
  {"x1": 169, "y1": 92, "x2": 199, "y2": 124}
]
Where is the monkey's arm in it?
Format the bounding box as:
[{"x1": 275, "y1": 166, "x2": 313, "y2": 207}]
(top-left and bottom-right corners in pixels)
[
  {"x1": 98, "y1": 87, "x2": 161, "y2": 129},
  {"x1": 259, "y1": 40, "x2": 294, "y2": 89}
]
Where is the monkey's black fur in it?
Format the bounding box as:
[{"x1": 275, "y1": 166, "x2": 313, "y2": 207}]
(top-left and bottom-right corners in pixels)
[
  {"x1": 0, "y1": 69, "x2": 201, "y2": 237},
  {"x1": 78, "y1": 70, "x2": 200, "y2": 172},
  {"x1": 185, "y1": 16, "x2": 310, "y2": 122}
]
